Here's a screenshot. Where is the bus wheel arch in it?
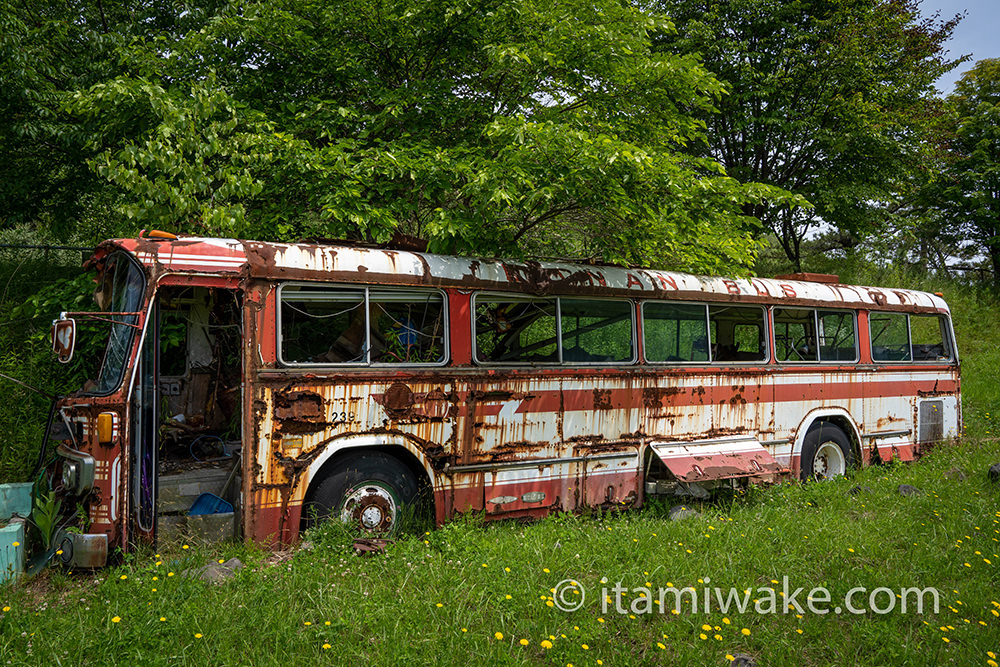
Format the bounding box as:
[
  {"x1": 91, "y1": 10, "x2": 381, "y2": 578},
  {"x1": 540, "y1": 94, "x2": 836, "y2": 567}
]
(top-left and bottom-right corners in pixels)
[
  {"x1": 792, "y1": 410, "x2": 862, "y2": 481},
  {"x1": 299, "y1": 436, "x2": 436, "y2": 534}
]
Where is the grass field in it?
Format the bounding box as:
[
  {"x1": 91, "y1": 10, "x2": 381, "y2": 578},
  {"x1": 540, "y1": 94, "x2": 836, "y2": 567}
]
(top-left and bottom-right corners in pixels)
[{"x1": 1, "y1": 272, "x2": 999, "y2": 666}]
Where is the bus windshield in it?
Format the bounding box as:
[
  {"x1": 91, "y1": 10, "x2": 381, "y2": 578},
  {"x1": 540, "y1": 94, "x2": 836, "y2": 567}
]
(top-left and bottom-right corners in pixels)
[{"x1": 90, "y1": 252, "x2": 146, "y2": 395}]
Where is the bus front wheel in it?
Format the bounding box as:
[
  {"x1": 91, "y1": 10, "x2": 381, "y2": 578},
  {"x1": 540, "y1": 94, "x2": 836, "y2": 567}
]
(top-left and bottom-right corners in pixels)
[
  {"x1": 799, "y1": 423, "x2": 854, "y2": 481},
  {"x1": 306, "y1": 451, "x2": 419, "y2": 536}
]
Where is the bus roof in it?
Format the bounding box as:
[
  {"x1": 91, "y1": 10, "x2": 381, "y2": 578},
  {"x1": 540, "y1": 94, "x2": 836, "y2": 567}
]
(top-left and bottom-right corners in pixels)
[{"x1": 100, "y1": 235, "x2": 950, "y2": 313}]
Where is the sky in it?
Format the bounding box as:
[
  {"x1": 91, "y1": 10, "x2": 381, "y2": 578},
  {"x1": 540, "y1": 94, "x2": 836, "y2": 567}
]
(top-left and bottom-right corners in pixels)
[{"x1": 921, "y1": 0, "x2": 1000, "y2": 93}]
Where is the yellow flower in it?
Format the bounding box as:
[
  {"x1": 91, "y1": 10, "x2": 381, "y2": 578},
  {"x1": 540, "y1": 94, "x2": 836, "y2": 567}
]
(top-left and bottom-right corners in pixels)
[
  {"x1": 520, "y1": 639, "x2": 529, "y2": 646},
  {"x1": 505, "y1": 567, "x2": 511, "y2": 572},
  {"x1": 541, "y1": 640, "x2": 553, "y2": 649},
  {"x1": 581, "y1": 644, "x2": 589, "y2": 650},
  {"x1": 461, "y1": 628, "x2": 467, "y2": 633},
  {"x1": 699, "y1": 633, "x2": 707, "y2": 640},
  {"x1": 598, "y1": 617, "x2": 605, "y2": 623},
  {"x1": 1, "y1": 606, "x2": 9, "y2": 612},
  {"x1": 436, "y1": 603, "x2": 443, "y2": 608},
  {"x1": 657, "y1": 642, "x2": 666, "y2": 650},
  {"x1": 152, "y1": 577, "x2": 158, "y2": 581},
  {"x1": 726, "y1": 655, "x2": 735, "y2": 662},
  {"x1": 112, "y1": 616, "x2": 121, "y2": 623},
  {"x1": 156, "y1": 561, "x2": 162, "y2": 566},
  {"x1": 11, "y1": 542, "x2": 19, "y2": 548},
  {"x1": 722, "y1": 617, "x2": 730, "y2": 625},
  {"x1": 741, "y1": 628, "x2": 751, "y2": 636},
  {"x1": 168, "y1": 572, "x2": 175, "y2": 577},
  {"x1": 195, "y1": 633, "x2": 203, "y2": 639},
  {"x1": 323, "y1": 644, "x2": 331, "y2": 650},
  {"x1": 987, "y1": 661, "x2": 998, "y2": 667},
  {"x1": 151, "y1": 588, "x2": 157, "y2": 593},
  {"x1": 481, "y1": 563, "x2": 488, "y2": 568},
  {"x1": 218, "y1": 559, "x2": 225, "y2": 564},
  {"x1": 701, "y1": 624, "x2": 712, "y2": 631},
  {"x1": 304, "y1": 621, "x2": 312, "y2": 626},
  {"x1": 941, "y1": 637, "x2": 949, "y2": 643},
  {"x1": 159, "y1": 617, "x2": 166, "y2": 622},
  {"x1": 504, "y1": 595, "x2": 512, "y2": 600},
  {"x1": 325, "y1": 621, "x2": 331, "y2": 626},
  {"x1": 182, "y1": 545, "x2": 189, "y2": 550},
  {"x1": 494, "y1": 632, "x2": 503, "y2": 640},
  {"x1": 848, "y1": 548, "x2": 855, "y2": 553},
  {"x1": 714, "y1": 634, "x2": 722, "y2": 641},
  {"x1": 56, "y1": 550, "x2": 63, "y2": 555},
  {"x1": 120, "y1": 575, "x2": 127, "y2": 580},
  {"x1": 543, "y1": 568, "x2": 550, "y2": 573},
  {"x1": 796, "y1": 629, "x2": 803, "y2": 635}
]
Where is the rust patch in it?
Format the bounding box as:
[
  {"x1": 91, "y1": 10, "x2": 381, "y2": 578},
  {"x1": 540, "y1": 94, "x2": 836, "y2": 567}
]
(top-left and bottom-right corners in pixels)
[
  {"x1": 593, "y1": 388, "x2": 613, "y2": 410},
  {"x1": 273, "y1": 390, "x2": 327, "y2": 433},
  {"x1": 383, "y1": 382, "x2": 415, "y2": 415}
]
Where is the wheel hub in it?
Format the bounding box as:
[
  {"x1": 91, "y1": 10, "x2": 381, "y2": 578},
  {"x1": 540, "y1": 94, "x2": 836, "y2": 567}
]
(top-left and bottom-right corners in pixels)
[
  {"x1": 813, "y1": 441, "x2": 846, "y2": 479},
  {"x1": 340, "y1": 483, "x2": 397, "y2": 534}
]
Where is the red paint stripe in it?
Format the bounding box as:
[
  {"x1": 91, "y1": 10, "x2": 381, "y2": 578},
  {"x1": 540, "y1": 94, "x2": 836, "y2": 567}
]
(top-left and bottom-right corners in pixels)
[{"x1": 454, "y1": 379, "x2": 957, "y2": 416}]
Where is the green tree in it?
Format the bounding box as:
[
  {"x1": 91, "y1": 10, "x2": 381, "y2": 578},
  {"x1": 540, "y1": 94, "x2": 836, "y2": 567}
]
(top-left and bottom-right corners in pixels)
[
  {"x1": 650, "y1": 0, "x2": 961, "y2": 271},
  {"x1": 60, "y1": 0, "x2": 798, "y2": 273},
  {"x1": 932, "y1": 59, "x2": 1000, "y2": 289}
]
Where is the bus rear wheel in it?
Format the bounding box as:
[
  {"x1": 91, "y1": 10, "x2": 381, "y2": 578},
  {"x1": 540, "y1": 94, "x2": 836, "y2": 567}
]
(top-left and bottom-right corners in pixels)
[
  {"x1": 799, "y1": 423, "x2": 854, "y2": 481},
  {"x1": 305, "y1": 451, "x2": 419, "y2": 536}
]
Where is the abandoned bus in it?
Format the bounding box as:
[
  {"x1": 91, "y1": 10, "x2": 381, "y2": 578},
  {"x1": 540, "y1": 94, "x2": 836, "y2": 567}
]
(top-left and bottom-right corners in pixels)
[{"x1": 44, "y1": 234, "x2": 960, "y2": 566}]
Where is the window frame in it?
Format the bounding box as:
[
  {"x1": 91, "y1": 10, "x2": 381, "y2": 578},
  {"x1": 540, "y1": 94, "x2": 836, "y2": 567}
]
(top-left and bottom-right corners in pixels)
[
  {"x1": 470, "y1": 292, "x2": 638, "y2": 367},
  {"x1": 276, "y1": 282, "x2": 450, "y2": 368},
  {"x1": 868, "y1": 311, "x2": 955, "y2": 365},
  {"x1": 772, "y1": 306, "x2": 859, "y2": 365},
  {"x1": 641, "y1": 300, "x2": 770, "y2": 365}
]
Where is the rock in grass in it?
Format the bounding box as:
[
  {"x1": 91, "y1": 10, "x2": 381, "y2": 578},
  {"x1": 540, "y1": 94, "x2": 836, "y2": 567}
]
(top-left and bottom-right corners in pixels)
[
  {"x1": 730, "y1": 654, "x2": 757, "y2": 667},
  {"x1": 848, "y1": 485, "x2": 873, "y2": 495},
  {"x1": 897, "y1": 484, "x2": 923, "y2": 496},
  {"x1": 944, "y1": 467, "x2": 967, "y2": 481},
  {"x1": 989, "y1": 463, "x2": 1000, "y2": 483},
  {"x1": 668, "y1": 505, "x2": 700, "y2": 521}
]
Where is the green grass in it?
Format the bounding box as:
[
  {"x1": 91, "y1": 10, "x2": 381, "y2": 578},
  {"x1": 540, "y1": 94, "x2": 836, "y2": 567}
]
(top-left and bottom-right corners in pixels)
[{"x1": 1, "y1": 436, "x2": 999, "y2": 666}]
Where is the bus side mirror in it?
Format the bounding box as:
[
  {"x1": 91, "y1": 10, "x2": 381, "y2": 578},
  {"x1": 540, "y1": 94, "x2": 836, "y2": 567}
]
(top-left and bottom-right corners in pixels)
[{"x1": 52, "y1": 314, "x2": 76, "y2": 364}]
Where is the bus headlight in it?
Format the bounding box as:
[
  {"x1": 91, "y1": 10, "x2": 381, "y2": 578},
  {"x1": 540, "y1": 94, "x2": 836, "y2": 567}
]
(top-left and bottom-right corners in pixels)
[
  {"x1": 56, "y1": 445, "x2": 95, "y2": 495},
  {"x1": 62, "y1": 461, "x2": 79, "y2": 490}
]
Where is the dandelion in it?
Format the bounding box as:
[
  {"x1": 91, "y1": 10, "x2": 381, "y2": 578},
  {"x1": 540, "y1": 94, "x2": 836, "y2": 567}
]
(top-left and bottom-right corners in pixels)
[
  {"x1": 182, "y1": 545, "x2": 189, "y2": 550},
  {"x1": 159, "y1": 617, "x2": 166, "y2": 622},
  {"x1": 520, "y1": 639, "x2": 529, "y2": 646},
  {"x1": 714, "y1": 634, "x2": 722, "y2": 641},
  {"x1": 11, "y1": 542, "x2": 19, "y2": 547},
  {"x1": 120, "y1": 575, "x2": 127, "y2": 580},
  {"x1": 436, "y1": 603, "x2": 443, "y2": 608},
  {"x1": 1, "y1": 606, "x2": 8, "y2": 612},
  {"x1": 726, "y1": 655, "x2": 735, "y2": 662},
  {"x1": 722, "y1": 617, "x2": 731, "y2": 625},
  {"x1": 699, "y1": 633, "x2": 708, "y2": 640},
  {"x1": 796, "y1": 629, "x2": 803, "y2": 634},
  {"x1": 581, "y1": 644, "x2": 589, "y2": 650},
  {"x1": 505, "y1": 595, "x2": 512, "y2": 600},
  {"x1": 741, "y1": 628, "x2": 751, "y2": 636},
  {"x1": 848, "y1": 548, "x2": 855, "y2": 553},
  {"x1": 987, "y1": 660, "x2": 998, "y2": 667},
  {"x1": 112, "y1": 616, "x2": 121, "y2": 623},
  {"x1": 304, "y1": 621, "x2": 312, "y2": 626},
  {"x1": 657, "y1": 642, "x2": 666, "y2": 650},
  {"x1": 541, "y1": 640, "x2": 553, "y2": 649},
  {"x1": 941, "y1": 637, "x2": 949, "y2": 643},
  {"x1": 598, "y1": 617, "x2": 605, "y2": 623},
  {"x1": 505, "y1": 567, "x2": 510, "y2": 572},
  {"x1": 218, "y1": 559, "x2": 225, "y2": 564},
  {"x1": 543, "y1": 568, "x2": 550, "y2": 573},
  {"x1": 494, "y1": 632, "x2": 504, "y2": 640},
  {"x1": 168, "y1": 572, "x2": 175, "y2": 577},
  {"x1": 323, "y1": 644, "x2": 331, "y2": 650},
  {"x1": 461, "y1": 628, "x2": 467, "y2": 633},
  {"x1": 702, "y1": 624, "x2": 712, "y2": 631},
  {"x1": 482, "y1": 563, "x2": 488, "y2": 568}
]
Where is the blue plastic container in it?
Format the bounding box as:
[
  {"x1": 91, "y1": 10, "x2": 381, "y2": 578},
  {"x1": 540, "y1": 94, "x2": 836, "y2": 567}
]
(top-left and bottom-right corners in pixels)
[{"x1": 188, "y1": 493, "x2": 234, "y2": 516}]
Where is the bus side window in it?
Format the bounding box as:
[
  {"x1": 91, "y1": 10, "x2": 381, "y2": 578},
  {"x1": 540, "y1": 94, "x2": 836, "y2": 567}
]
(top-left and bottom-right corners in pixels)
[
  {"x1": 559, "y1": 299, "x2": 634, "y2": 363},
  {"x1": 642, "y1": 302, "x2": 709, "y2": 362},
  {"x1": 909, "y1": 314, "x2": 951, "y2": 361},
  {"x1": 280, "y1": 286, "x2": 367, "y2": 364},
  {"x1": 369, "y1": 290, "x2": 446, "y2": 364},
  {"x1": 774, "y1": 308, "x2": 817, "y2": 362},
  {"x1": 818, "y1": 310, "x2": 857, "y2": 361},
  {"x1": 474, "y1": 297, "x2": 558, "y2": 363},
  {"x1": 708, "y1": 305, "x2": 767, "y2": 362},
  {"x1": 869, "y1": 312, "x2": 911, "y2": 362}
]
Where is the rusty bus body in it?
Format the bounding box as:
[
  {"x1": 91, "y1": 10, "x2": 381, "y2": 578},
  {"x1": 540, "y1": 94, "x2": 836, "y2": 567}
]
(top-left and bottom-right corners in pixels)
[{"x1": 45, "y1": 236, "x2": 961, "y2": 565}]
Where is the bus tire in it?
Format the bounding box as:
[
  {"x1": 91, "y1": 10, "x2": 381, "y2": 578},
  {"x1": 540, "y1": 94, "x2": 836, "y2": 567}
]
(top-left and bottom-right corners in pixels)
[
  {"x1": 799, "y1": 423, "x2": 854, "y2": 481},
  {"x1": 305, "y1": 451, "x2": 419, "y2": 535}
]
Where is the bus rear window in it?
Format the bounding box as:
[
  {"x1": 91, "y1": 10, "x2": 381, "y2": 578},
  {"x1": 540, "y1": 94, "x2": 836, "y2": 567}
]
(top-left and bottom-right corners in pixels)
[{"x1": 909, "y1": 314, "x2": 951, "y2": 361}]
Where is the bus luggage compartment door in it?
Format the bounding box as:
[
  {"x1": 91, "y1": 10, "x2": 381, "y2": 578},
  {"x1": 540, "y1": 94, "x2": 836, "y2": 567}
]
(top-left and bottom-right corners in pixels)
[{"x1": 650, "y1": 436, "x2": 786, "y2": 483}]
